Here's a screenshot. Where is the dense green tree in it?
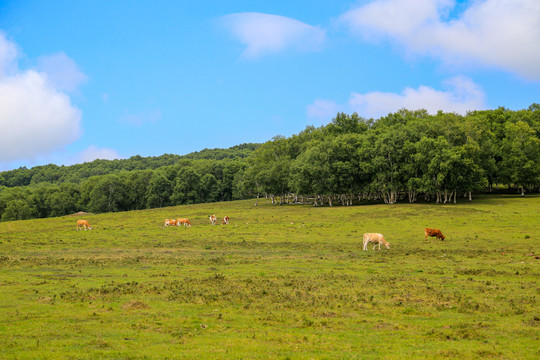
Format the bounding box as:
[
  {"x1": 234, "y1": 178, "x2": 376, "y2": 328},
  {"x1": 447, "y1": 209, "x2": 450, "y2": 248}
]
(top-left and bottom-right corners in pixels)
[
  {"x1": 499, "y1": 121, "x2": 540, "y2": 195},
  {"x1": 171, "y1": 167, "x2": 201, "y2": 205},
  {"x1": 88, "y1": 174, "x2": 128, "y2": 213},
  {"x1": 1, "y1": 199, "x2": 32, "y2": 221},
  {"x1": 146, "y1": 172, "x2": 172, "y2": 208},
  {"x1": 124, "y1": 170, "x2": 153, "y2": 210},
  {"x1": 199, "y1": 173, "x2": 220, "y2": 203}
]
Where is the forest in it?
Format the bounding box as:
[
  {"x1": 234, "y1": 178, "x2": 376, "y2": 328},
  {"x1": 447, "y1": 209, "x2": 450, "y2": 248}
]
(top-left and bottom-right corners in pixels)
[{"x1": 0, "y1": 105, "x2": 538, "y2": 221}]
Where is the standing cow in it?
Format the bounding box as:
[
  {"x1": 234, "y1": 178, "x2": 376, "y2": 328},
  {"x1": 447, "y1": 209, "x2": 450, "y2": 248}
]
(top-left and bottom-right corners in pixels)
[
  {"x1": 425, "y1": 228, "x2": 445, "y2": 241},
  {"x1": 363, "y1": 233, "x2": 390, "y2": 251},
  {"x1": 209, "y1": 215, "x2": 217, "y2": 225},
  {"x1": 222, "y1": 216, "x2": 230, "y2": 225},
  {"x1": 177, "y1": 218, "x2": 192, "y2": 227},
  {"x1": 76, "y1": 220, "x2": 92, "y2": 230}
]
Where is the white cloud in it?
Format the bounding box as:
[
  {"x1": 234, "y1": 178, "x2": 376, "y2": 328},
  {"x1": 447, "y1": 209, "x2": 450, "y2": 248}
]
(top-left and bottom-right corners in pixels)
[
  {"x1": 349, "y1": 77, "x2": 485, "y2": 118},
  {"x1": 75, "y1": 146, "x2": 122, "y2": 164},
  {"x1": 307, "y1": 77, "x2": 485, "y2": 120},
  {"x1": 0, "y1": 34, "x2": 83, "y2": 165},
  {"x1": 221, "y1": 12, "x2": 326, "y2": 58},
  {"x1": 37, "y1": 52, "x2": 88, "y2": 92},
  {"x1": 0, "y1": 31, "x2": 19, "y2": 77},
  {"x1": 340, "y1": 0, "x2": 540, "y2": 80}
]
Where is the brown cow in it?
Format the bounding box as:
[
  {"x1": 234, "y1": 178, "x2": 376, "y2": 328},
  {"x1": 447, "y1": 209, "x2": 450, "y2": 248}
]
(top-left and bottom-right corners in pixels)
[
  {"x1": 209, "y1": 214, "x2": 217, "y2": 225},
  {"x1": 178, "y1": 218, "x2": 191, "y2": 227},
  {"x1": 76, "y1": 220, "x2": 92, "y2": 230},
  {"x1": 222, "y1": 216, "x2": 230, "y2": 225},
  {"x1": 363, "y1": 233, "x2": 390, "y2": 251},
  {"x1": 164, "y1": 219, "x2": 179, "y2": 227},
  {"x1": 425, "y1": 228, "x2": 445, "y2": 241}
]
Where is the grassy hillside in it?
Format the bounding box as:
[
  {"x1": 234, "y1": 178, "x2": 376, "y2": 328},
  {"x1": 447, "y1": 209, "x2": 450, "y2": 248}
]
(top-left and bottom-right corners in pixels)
[{"x1": 0, "y1": 195, "x2": 538, "y2": 359}]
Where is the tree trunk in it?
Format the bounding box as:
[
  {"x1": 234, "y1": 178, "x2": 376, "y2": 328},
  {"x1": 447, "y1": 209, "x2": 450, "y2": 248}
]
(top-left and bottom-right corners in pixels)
[
  {"x1": 468, "y1": 191, "x2": 472, "y2": 201},
  {"x1": 255, "y1": 193, "x2": 259, "y2": 206}
]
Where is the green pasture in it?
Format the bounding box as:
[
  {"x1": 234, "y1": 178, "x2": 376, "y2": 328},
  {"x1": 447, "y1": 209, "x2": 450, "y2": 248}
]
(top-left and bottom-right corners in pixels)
[{"x1": 0, "y1": 195, "x2": 538, "y2": 359}]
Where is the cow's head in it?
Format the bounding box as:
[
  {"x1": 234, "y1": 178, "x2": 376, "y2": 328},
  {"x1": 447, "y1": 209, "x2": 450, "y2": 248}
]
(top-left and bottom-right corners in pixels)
[{"x1": 385, "y1": 242, "x2": 390, "y2": 249}]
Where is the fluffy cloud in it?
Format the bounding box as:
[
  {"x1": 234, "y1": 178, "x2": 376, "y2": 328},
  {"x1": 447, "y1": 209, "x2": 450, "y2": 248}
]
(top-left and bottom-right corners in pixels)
[
  {"x1": 37, "y1": 52, "x2": 87, "y2": 92},
  {"x1": 0, "y1": 32, "x2": 18, "y2": 77},
  {"x1": 221, "y1": 12, "x2": 326, "y2": 58},
  {"x1": 0, "y1": 33, "x2": 83, "y2": 164},
  {"x1": 307, "y1": 77, "x2": 485, "y2": 120},
  {"x1": 74, "y1": 146, "x2": 122, "y2": 164},
  {"x1": 340, "y1": 0, "x2": 540, "y2": 80}
]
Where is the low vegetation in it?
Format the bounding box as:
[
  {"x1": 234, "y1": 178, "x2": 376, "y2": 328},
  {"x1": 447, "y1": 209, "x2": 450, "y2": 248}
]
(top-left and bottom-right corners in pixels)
[{"x1": 0, "y1": 194, "x2": 538, "y2": 359}]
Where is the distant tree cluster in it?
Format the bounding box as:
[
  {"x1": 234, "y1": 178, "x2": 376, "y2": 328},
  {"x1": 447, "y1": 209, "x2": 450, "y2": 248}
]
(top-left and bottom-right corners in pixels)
[
  {"x1": 241, "y1": 105, "x2": 539, "y2": 206},
  {"x1": 0, "y1": 106, "x2": 538, "y2": 221},
  {"x1": 0, "y1": 145, "x2": 259, "y2": 221}
]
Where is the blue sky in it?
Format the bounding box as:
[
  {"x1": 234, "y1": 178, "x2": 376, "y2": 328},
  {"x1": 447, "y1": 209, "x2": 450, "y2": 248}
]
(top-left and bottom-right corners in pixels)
[{"x1": 1, "y1": 0, "x2": 539, "y2": 171}]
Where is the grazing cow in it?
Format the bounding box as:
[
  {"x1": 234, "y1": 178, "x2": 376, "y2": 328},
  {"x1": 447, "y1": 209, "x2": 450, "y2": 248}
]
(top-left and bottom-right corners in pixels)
[
  {"x1": 177, "y1": 218, "x2": 192, "y2": 227},
  {"x1": 164, "y1": 219, "x2": 179, "y2": 227},
  {"x1": 425, "y1": 228, "x2": 445, "y2": 241},
  {"x1": 209, "y1": 214, "x2": 217, "y2": 225},
  {"x1": 222, "y1": 216, "x2": 230, "y2": 225},
  {"x1": 76, "y1": 220, "x2": 92, "y2": 230},
  {"x1": 363, "y1": 233, "x2": 390, "y2": 251}
]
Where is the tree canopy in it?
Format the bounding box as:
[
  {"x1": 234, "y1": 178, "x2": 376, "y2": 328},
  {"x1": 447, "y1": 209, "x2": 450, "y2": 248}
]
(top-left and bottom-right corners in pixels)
[{"x1": 1, "y1": 106, "x2": 538, "y2": 221}]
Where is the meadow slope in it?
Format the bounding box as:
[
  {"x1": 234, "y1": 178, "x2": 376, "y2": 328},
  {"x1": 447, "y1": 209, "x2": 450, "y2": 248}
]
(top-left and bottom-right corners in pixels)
[{"x1": 0, "y1": 195, "x2": 538, "y2": 359}]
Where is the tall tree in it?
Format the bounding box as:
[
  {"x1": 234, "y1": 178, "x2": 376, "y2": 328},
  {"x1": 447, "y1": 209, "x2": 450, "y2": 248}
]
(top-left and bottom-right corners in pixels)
[{"x1": 499, "y1": 121, "x2": 540, "y2": 196}]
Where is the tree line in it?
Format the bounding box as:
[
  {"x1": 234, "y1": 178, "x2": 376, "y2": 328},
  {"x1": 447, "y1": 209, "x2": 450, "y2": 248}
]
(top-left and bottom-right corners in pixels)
[
  {"x1": 0, "y1": 146, "x2": 258, "y2": 221},
  {"x1": 0, "y1": 106, "x2": 538, "y2": 221},
  {"x1": 243, "y1": 105, "x2": 539, "y2": 206}
]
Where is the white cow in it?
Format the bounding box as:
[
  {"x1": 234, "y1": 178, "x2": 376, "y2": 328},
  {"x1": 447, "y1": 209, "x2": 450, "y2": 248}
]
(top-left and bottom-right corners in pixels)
[{"x1": 363, "y1": 233, "x2": 390, "y2": 251}]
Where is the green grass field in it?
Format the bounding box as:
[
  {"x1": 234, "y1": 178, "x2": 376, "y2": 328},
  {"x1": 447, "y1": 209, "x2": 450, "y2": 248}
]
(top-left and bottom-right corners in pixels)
[{"x1": 0, "y1": 194, "x2": 538, "y2": 359}]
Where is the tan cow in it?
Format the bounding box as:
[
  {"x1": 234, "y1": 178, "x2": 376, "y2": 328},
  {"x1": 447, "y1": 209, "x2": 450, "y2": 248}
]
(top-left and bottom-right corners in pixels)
[
  {"x1": 425, "y1": 228, "x2": 445, "y2": 241},
  {"x1": 363, "y1": 233, "x2": 390, "y2": 251},
  {"x1": 177, "y1": 218, "x2": 192, "y2": 227},
  {"x1": 222, "y1": 216, "x2": 230, "y2": 225},
  {"x1": 209, "y1": 214, "x2": 217, "y2": 225},
  {"x1": 76, "y1": 220, "x2": 92, "y2": 230}
]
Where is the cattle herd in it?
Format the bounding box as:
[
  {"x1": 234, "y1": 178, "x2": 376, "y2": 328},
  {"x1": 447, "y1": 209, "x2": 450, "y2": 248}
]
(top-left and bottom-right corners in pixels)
[{"x1": 75, "y1": 217, "x2": 446, "y2": 251}]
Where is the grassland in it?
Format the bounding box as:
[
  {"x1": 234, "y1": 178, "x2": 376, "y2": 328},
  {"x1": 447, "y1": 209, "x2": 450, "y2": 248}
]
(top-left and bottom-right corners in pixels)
[{"x1": 0, "y1": 194, "x2": 538, "y2": 359}]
